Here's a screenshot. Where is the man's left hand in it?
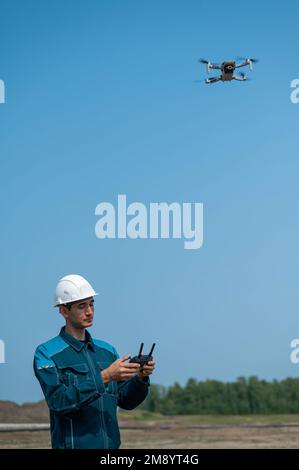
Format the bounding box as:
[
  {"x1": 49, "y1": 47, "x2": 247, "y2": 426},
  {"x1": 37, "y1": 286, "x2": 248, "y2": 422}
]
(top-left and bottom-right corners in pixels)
[{"x1": 137, "y1": 360, "x2": 155, "y2": 379}]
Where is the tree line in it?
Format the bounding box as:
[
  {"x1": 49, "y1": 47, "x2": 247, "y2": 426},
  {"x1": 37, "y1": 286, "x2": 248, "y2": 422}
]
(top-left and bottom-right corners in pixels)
[{"x1": 142, "y1": 377, "x2": 299, "y2": 414}]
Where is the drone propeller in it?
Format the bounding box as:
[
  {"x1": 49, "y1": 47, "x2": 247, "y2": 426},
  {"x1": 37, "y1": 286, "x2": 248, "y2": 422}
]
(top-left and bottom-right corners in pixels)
[
  {"x1": 198, "y1": 59, "x2": 220, "y2": 67},
  {"x1": 236, "y1": 57, "x2": 259, "y2": 63}
]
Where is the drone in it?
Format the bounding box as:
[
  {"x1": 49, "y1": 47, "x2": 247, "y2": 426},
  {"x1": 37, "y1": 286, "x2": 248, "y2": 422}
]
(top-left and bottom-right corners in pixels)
[{"x1": 199, "y1": 57, "x2": 258, "y2": 84}]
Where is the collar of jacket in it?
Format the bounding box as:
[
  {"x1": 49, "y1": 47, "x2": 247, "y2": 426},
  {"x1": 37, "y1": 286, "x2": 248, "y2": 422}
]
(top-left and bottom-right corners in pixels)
[{"x1": 59, "y1": 326, "x2": 95, "y2": 352}]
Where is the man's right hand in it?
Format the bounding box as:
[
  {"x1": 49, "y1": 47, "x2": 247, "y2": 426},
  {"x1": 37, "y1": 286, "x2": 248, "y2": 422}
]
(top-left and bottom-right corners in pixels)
[{"x1": 101, "y1": 355, "x2": 140, "y2": 383}]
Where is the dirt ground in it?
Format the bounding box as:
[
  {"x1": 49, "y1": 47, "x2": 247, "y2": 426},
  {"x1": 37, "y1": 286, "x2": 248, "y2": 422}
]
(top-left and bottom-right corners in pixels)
[
  {"x1": 121, "y1": 424, "x2": 299, "y2": 449},
  {"x1": 1, "y1": 416, "x2": 299, "y2": 448}
]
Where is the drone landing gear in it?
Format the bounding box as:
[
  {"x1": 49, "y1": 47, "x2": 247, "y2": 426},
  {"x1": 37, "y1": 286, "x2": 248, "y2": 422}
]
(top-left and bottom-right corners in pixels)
[
  {"x1": 205, "y1": 77, "x2": 221, "y2": 84},
  {"x1": 233, "y1": 75, "x2": 247, "y2": 81}
]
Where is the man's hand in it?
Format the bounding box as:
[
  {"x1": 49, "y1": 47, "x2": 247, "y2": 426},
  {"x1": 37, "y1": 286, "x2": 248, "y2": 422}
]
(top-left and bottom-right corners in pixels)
[
  {"x1": 101, "y1": 355, "x2": 140, "y2": 383},
  {"x1": 137, "y1": 360, "x2": 155, "y2": 379}
]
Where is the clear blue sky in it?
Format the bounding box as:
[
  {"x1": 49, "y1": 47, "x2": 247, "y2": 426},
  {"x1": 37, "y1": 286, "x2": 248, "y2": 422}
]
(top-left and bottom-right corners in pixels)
[{"x1": 1, "y1": 0, "x2": 299, "y2": 403}]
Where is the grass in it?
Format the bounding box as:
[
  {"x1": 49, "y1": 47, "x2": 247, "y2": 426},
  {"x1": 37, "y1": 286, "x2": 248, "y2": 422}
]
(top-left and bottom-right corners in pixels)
[{"x1": 118, "y1": 410, "x2": 299, "y2": 425}]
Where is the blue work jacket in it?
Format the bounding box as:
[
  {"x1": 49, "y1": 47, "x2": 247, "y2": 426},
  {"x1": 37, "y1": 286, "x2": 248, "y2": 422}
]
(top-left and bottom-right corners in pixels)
[{"x1": 34, "y1": 327, "x2": 149, "y2": 448}]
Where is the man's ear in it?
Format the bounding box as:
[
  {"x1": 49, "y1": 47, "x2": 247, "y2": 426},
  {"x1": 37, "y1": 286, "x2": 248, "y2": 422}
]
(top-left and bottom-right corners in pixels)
[{"x1": 59, "y1": 305, "x2": 69, "y2": 320}]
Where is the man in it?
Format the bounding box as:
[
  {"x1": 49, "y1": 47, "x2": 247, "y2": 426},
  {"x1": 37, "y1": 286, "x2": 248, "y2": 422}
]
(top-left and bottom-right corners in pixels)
[{"x1": 34, "y1": 274, "x2": 155, "y2": 449}]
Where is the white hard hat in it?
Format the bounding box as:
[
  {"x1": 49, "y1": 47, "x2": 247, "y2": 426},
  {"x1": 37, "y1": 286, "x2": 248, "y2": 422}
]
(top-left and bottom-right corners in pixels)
[{"x1": 54, "y1": 274, "x2": 98, "y2": 307}]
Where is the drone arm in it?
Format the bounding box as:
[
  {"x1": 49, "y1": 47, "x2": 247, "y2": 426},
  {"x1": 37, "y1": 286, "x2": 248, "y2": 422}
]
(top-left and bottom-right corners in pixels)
[
  {"x1": 236, "y1": 59, "x2": 254, "y2": 70},
  {"x1": 235, "y1": 62, "x2": 248, "y2": 68}
]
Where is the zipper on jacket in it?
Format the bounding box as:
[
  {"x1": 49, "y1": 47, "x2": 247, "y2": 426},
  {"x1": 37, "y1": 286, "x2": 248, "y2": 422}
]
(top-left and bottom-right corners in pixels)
[
  {"x1": 83, "y1": 346, "x2": 109, "y2": 448},
  {"x1": 70, "y1": 419, "x2": 74, "y2": 449}
]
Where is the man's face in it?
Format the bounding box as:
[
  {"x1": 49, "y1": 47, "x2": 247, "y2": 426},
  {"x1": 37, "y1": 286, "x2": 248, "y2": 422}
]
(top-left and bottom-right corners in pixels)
[{"x1": 60, "y1": 297, "x2": 95, "y2": 329}]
